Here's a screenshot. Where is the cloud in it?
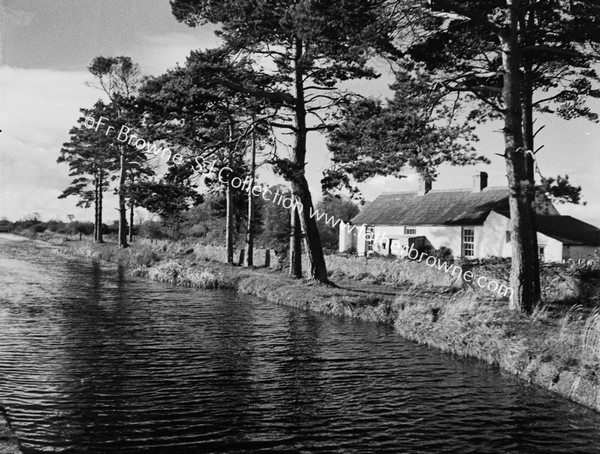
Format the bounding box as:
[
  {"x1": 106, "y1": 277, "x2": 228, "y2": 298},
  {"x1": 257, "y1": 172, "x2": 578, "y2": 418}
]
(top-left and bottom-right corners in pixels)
[
  {"x1": 0, "y1": 27, "x2": 219, "y2": 223},
  {"x1": 4, "y1": 6, "x2": 35, "y2": 28},
  {"x1": 125, "y1": 29, "x2": 222, "y2": 75},
  {"x1": 0, "y1": 66, "x2": 106, "y2": 221}
]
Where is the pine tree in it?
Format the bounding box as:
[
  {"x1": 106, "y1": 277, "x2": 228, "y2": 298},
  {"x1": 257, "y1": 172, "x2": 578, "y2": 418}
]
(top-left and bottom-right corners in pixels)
[
  {"x1": 170, "y1": 0, "x2": 394, "y2": 282},
  {"x1": 58, "y1": 101, "x2": 119, "y2": 242},
  {"x1": 87, "y1": 56, "x2": 143, "y2": 248},
  {"x1": 386, "y1": 0, "x2": 600, "y2": 313},
  {"x1": 137, "y1": 49, "x2": 270, "y2": 264},
  {"x1": 326, "y1": 65, "x2": 487, "y2": 194}
]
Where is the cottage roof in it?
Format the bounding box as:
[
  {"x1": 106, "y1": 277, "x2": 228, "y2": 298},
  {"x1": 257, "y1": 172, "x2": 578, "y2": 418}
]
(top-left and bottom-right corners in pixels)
[
  {"x1": 351, "y1": 188, "x2": 509, "y2": 226},
  {"x1": 534, "y1": 215, "x2": 600, "y2": 247}
]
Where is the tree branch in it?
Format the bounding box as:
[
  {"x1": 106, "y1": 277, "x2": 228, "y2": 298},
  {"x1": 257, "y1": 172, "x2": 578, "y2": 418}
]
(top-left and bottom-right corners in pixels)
[
  {"x1": 307, "y1": 124, "x2": 335, "y2": 132},
  {"x1": 208, "y1": 78, "x2": 296, "y2": 106},
  {"x1": 268, "y1": 121, "x2": 298, "y2": 132}
]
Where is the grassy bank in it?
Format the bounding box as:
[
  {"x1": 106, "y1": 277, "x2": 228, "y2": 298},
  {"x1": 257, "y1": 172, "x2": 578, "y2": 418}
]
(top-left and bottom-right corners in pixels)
[
  {"x1": 57, "y1": 240, "x2": 413, "y2": 325},
  {"x1": 55, "y1": 238, "x2": 600, "y2": 413},
  {"x1": 394, "y1": 295, "x2": 600, "y2": 411}
]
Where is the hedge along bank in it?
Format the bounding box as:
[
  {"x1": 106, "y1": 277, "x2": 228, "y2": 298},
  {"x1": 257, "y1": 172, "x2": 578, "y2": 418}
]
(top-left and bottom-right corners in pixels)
[{"x1": 84, "y1": 115, "x2": 513, "y2": 299}]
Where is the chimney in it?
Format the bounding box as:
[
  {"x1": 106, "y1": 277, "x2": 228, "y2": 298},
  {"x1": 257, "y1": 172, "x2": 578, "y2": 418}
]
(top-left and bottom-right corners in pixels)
[
  {"x1": 472, "y1": 171, "x2": 488, "y2": 192},
  {"x1": 417, "y1": 177, "x2": 432, "y2": 196}
]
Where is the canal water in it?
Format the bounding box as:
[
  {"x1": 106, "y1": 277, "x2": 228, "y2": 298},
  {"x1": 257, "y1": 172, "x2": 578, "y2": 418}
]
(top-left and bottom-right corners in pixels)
[{"x1": 1, "y1": 235, "x2": 600, "y2": 453}]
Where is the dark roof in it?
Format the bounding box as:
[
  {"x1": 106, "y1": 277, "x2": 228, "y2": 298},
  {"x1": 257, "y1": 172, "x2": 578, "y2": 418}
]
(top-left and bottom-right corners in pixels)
[
  {"x1": 536, "y1": 215, "x2": 600, "y2": 247},
  {"x1": 351, "y1": 188, "x2": 509, "y2": 226}
]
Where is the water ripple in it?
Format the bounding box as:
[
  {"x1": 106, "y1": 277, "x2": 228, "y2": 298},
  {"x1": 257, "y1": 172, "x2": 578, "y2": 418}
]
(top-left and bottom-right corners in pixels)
[{"x1": 1, "y1": 237, "x2": 600, "y2": 453}]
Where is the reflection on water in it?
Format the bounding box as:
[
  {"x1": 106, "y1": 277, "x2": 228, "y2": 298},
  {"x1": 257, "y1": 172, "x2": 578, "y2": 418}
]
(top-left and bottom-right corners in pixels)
[{"x1": 1, "y1": 235, "x2": 600, "y2": 453}]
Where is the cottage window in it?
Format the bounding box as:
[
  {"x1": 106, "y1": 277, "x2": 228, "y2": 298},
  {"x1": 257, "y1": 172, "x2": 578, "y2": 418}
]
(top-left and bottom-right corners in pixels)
[
  {"x1": 506, "y1": 231, "x2": 511, "y2": 243},
  {"x1": 404, "y1": 226, "x2": 417, "y2": 235},
  {"x1": 539, "y1": 246, "x2": 545, "y2": 262},
  {"x1": 462, "y1": 227, "x2": 475, "y2": 257}
]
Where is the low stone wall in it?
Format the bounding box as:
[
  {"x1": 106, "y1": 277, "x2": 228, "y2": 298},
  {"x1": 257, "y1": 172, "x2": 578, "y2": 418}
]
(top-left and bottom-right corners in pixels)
[{"x1": 0, "y1": 407, "x2": 21, "y2": 454}]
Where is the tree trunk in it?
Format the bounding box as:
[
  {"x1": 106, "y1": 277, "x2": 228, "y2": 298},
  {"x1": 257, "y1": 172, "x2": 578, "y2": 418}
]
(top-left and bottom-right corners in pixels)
[
  {"x1": 244, "y1": 126, "x2": 256, "y2": 267},
  {"x1": 129, "y1": 201, "x2": 134, "y2": 243},
  {"x1": 226, "y1": 180, "x2": 234, "y2": 264},
  {"x1": 94, "y1": 172, "x2": 99, "y2": 242},
  {"x1": 118, "y1": 146, "x2": 128, "y2": 248},
  {"x1": 97, "y1": 169, "x2": 104, "y2": 244},
  {"x1": 521, "y1": 2, "x2": 538, "y2": 187},
  {"x1": 226, "y1": 119, "x2": 235, "y2": 265},
  {"x1": 128, "y1": 171, "x2": 136, "y2": 243},
  {"x1": 501, "y1": 0, "x2": 538, "y2": 314},
  {"x1": 521, "y1": 55, "x2": 542, "y2": 303},
  {"x1": 289, "y1": 208, "x2": 302, "y2": 277},
  {"x1": 291, "y1": 36, "x2": 328, "y2": 283}
]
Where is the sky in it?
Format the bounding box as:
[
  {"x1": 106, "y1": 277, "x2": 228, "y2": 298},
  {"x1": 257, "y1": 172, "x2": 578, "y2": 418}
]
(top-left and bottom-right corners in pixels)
[{"x1": 0, "y1": 0, "x2": 599, "y2": 227}]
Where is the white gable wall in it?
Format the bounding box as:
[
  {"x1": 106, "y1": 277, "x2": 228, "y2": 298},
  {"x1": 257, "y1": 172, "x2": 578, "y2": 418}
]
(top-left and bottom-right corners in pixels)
[
  {"x1": 482, "y1": 211, "x2": 563, "y2": 262},
  {"x1": 538, "y1": 234, "x2": 563, "y2": 262},
  {"x1": 481, "y1": 211, "x2": 512, "y2": 258},
  {"x1": 338, "y1": 223, "x2": 354, "y2": 253}
]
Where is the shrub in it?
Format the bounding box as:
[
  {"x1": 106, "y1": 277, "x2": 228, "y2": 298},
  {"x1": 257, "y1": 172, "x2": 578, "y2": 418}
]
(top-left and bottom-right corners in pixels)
[
  {"x1": 185, "y1": 223, "x2": 208, "y2": 238},
  {"x1": 434, "y1": 246, "x2": 454, "y2": 264},
  {"x1": 29, "y1": 224, "x2": 47, "y2": 233},
  {"x1": 45, "y1": 220, "x2": 66, "y2": 232},
  {"x1": 139, "y1": 221, "x2": 169, "y2": 239},
  {"x1": 74, "y1": 222, "x2": 94, "y2": 236}
]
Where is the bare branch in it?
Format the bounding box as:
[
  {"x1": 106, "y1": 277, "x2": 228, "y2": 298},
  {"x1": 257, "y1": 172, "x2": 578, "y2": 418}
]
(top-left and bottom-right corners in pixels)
[{"x1": 268, "y1": 121, "x2": 299, "y2": 132}]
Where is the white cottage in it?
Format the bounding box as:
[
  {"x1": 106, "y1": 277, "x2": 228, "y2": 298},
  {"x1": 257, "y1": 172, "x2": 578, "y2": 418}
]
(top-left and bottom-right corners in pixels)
[{"x1": 339, "y1": 172, "x2": 600, "y2": 263}]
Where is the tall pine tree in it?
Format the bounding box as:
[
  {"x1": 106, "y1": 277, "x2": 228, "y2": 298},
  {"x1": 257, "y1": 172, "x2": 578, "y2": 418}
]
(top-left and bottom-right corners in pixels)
[
  {"x1": 58, "y1": 101, "x2": 119, "y2": 242},
  {"x1": 170, "y1": 0, "x2": 395, "y2": 282}
]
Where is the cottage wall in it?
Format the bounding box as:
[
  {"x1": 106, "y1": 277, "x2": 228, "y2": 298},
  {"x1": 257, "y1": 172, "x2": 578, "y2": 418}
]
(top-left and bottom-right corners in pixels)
[
  {"x1": 537, "y1": 234, "x2": 563, "y2": 262},
  {"x1": 481, "y1": 211, "x2": 511, "y2": 258},
  {"x1": 357, "y1": 227, "x2": 366, "y2": 256},
  {"x1": 354, "y1": 224, "x2": 474, "y2": 258},
  {"x1": 342, "y1": 213, "x2": 574, "y2": 262},
  {"x1": 482, "y1": 211, "x2": 564, "y2": 262},
  {"x1": 338, "y1": 223, "x2": 355, "y2": 253}
]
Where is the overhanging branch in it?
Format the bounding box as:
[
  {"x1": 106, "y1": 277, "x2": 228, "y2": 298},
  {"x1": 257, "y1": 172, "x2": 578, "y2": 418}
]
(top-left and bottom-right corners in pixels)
[{"x1": 208, "y1": 78, "x2": 296, "y2": 106}]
